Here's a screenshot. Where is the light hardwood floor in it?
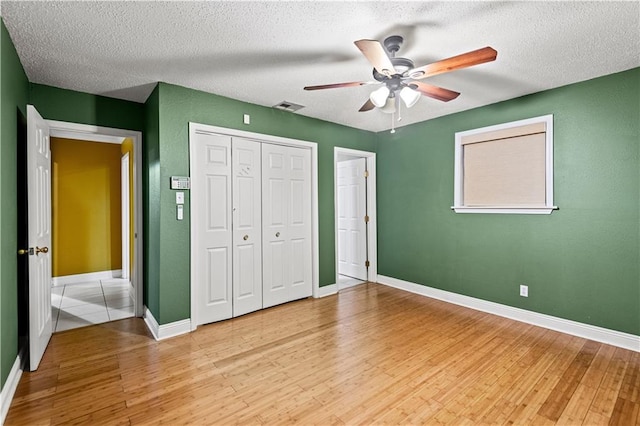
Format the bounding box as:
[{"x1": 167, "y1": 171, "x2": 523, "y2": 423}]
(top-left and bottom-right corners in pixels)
[{"x1": 6, "y1": 283, "x2": 639, "y2": 425}]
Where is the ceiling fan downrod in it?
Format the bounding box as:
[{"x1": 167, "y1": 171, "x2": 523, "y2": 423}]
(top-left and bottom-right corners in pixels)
[{"x1": 383, "y1": 35, "x2": 404, "y2": 57}]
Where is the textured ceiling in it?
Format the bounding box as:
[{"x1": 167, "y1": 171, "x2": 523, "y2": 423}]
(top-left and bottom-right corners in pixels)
[{"x1": 2, "y1": 1, "x2": 639, "y2": 132}]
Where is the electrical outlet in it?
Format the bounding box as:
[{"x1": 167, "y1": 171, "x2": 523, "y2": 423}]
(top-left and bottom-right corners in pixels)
[{"x1": 520, "y1": 285, "x2": 528, "y2": 297}]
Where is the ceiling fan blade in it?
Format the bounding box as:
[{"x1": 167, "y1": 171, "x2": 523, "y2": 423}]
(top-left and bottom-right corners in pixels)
[
  {"x1": 304, "y1": 81, "x2": 373, "y2": 90},
  {"x1": 408, "y1": 46, "x2": 497, "y2": 79},
  {"x1": 359, "y1": 99, "x2": 375, "y2": 112},
  {"x1": 354, "y1": 39, "x2": 397, "y2": 76},
  {"x1": 410, "y1": 82, "x2": 460, "y2": 102}
]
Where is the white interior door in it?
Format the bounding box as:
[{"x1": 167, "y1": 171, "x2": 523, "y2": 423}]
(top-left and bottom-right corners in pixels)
[
  {"x1": 26, "y1": 105, "x2": 52, "y2": 371},
  {"x1": 337, "y1": 158, "x2": 367, "y2": 281},
  {"x1": 121, "y1": 153, "x2": 130, "y2": 280},
  {"x1": 262, "y1": 143, "x2": 312, "y2": 308},
  {"x1": 192, "y1": 132, "x2": 233, "y2": 325},
  {"x1": 232, "y1": 138, "x2": 262, "y2": 317}
]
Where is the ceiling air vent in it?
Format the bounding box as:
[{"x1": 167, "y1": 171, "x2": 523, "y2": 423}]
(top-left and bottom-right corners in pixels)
[{"x1": 273, "y1": 101, "x2": 305, "y2": 112}]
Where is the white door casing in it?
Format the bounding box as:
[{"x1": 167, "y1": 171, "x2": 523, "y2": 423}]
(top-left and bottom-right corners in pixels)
[
  {"x1": 337, "y1": 158, "x2": 367, "y2": 281},
  {"x1": 262, "y1": 143, "x2": 312, "y2": 308},
  {"x1": 232, "y1": 138, "x2": 263, "y2": 317},
  {"x1": 27, "y1": 105, "x2": 53, "y2": 371},
  {"x1": 121, "y1": 153, "x2": 130, "y2": 280},
  {"x1": 46, "y1": 120, "x2": 143, "y2": 317},
  {"x1": 192, "y1": 132, "x2": 233, "y2": 324}
]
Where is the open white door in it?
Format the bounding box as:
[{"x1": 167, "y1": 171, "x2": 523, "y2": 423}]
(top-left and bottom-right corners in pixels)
[
  {"x1": 26, "y1": 105, "x2": 53, "y2": 371},
  {"x1": 121, "y1": 153, "x2": 130, "y2": 280},
  {"x1": 337, "y1": 158, "x2": 367, "y2": 281}
]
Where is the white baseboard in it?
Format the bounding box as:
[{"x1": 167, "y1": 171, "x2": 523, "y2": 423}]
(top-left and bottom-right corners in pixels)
[
  {"x1": 143, "y1": 306, "x2": 191, "y2": 341},
  {"x1": 316, "y1": 283, "x2": 337, "y2": 298},
  {"x1": 1, "y1": 352, "x2": 23, "y2": 425},
  {"x1": 52, "y1": 269, "x2": 123, "y2": 286},
  {"x1": 377, "y1": 275, "x2": 640, "y2": 353}
]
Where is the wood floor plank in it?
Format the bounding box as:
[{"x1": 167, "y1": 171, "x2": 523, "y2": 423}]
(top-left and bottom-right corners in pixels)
[
  {"x1": 537, "y1": 339, "x2": 601, "y2": 421},
  {"x1": 556, "y1": 343, "x2": 617, "y2": 424},
  {"x1": 5, "y1": 283, "x2": 638, "y2": 425}
]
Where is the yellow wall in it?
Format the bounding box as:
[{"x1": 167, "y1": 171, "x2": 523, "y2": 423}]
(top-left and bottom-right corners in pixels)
[
  {"x1": 52, "y1": 138, "x2": 122, "y2": 276},
  {"x1": 121, "y1": 138, "x2": 134, "y2": 277}
]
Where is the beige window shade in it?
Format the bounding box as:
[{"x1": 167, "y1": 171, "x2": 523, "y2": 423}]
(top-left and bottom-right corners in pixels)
[
  {"x1": 461, "y1": 122, "x2": 546, "y2": 145},
  {"x1": 463, "y1": 132, "x2": 546, "y2": 206}
]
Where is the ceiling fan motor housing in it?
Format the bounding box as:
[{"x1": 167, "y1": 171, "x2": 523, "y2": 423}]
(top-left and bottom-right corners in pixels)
[{"x1": 373, "y1": 57, "x2": 415, "y2": 81}]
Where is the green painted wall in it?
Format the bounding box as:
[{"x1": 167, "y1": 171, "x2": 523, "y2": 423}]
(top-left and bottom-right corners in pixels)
[
  {"x1": 0, "y1": 19, "x2": 29, "y2": 389},
  {"x1": 147, "y1": 82, "x2": 375, "y2": 324},
  {"x1": 0, "y1": 21, "x2": 3, "y2": 390},
  {"x1": 143, "y1": 86, "x2": 160, "y2": 315},
  {"x1": 29, "y1": 84, "x2": 144, "y2": 131},
  {"x1": 376, "y1": 68, "x2": 640, "y2": 335}
]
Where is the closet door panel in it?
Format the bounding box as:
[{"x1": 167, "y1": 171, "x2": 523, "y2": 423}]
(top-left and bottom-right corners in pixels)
[
  {"x1": 287, "y1": 147, "x2": 312, "y2": 300},
  {"x1": 263, "y1": 143, "x2": 312, "y2": 307},
  {"x1": 232, "y1": 138, "x2": 263, "y2": 317},
  {"x1": 206, "y1": 247, "x2": 230, "y2": 304},
  {"x1": 262, "y1": 144, "x2": 290, "y2": 308},
  {"x1": 193, "y1": 133, "x2": 233, "y2": 325}
]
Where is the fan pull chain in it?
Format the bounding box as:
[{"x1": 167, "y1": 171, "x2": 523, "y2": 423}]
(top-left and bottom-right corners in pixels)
[
  {"x1": 397, "y1": 96, "x2": 402, "y2": 122},
  {"x1": 390, "y1": 111, "x2": 396, "y2": 134}
]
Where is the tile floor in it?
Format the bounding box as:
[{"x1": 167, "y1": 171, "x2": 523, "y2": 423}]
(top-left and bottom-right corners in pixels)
[
  {"x1": 338, "y1": 274, "x2": 365, "y2": 289},
  {"x1": 51, "y1": 278, "x2": 134, "y2": 332}
]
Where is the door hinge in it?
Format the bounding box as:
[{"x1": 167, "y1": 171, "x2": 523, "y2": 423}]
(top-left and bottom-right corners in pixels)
[
  {"x1": 365, "y1": 260, "x2": 370, "y2": 268},
  {"x1": 364, "y1": 170, "x2": 369, "y2": 178},
  {"x1": 364, "y1": 215, "x2": 369, "y2": 223}
]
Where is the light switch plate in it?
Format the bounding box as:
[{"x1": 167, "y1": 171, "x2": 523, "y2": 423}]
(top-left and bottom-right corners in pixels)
[
  {"x1": 243, "y1": 114, "x2": 250, "y2": 125},
  {"x1": 177, "y1": 205, "x2": 184, "y2": 220},
  {"x1": 176, "y1": 192, "x2": 184, "y2": 205}
]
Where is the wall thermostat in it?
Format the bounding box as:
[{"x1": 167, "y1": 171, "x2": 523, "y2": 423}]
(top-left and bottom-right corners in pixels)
[{"x1": 170, "y1": 176, "x2": 190, "y2": 190}]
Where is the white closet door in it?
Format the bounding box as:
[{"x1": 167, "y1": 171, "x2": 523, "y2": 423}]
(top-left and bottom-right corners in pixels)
[
  {"x1": 287, "y1": 146, "x2": 313, "y2": 301},
  {"x1": 193, "y1": 133, "x2": 233, "y2": 324},
  {"x1": 337, "y1": 158, "x2": 367, "y2": 280},
  {"x1": 262, "y1": 143, "x2": 312, "y2": 308},
  {"x1": 232, "y1": 138, "x2": 262, "y2": 317}
]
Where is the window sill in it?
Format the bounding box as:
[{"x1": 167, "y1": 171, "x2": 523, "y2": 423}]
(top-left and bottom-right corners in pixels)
[{"x1": 451, "y1": 206, "x2": 558, "y2": 215}]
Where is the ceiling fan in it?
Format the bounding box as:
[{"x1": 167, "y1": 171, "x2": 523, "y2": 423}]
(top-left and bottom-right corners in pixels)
[{"x1": 304, "y1": 35, "x2": 497, "y2": 121}]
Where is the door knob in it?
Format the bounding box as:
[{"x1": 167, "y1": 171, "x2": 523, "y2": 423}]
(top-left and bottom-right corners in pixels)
[
  {"x1": 18, "y1": 248, "x2": 30, "y2": 255},
  {"x1": 243, "y1": 235, "x2": 249, "y2": 241},
  {"x1": 275, "y1": 232, "x2": 280, "y2": 237},
  {"x1": 35, "y1": 246, "x2": 49, "y2": 255}
]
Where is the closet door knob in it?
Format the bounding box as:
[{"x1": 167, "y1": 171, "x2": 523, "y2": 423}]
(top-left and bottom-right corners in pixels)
[
  {"x1": 243, "y1": 235, "x2": 249, "y2": 241},
  {"x1": 275, "y1": 232, "x2": 280, "y2": 237}
]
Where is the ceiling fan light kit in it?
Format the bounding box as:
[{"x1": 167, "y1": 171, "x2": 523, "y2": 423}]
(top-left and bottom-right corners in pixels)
[
  {"x1": 370, "y1": 86, "x2": 390, "y2": 107},
  {"x1": 400, "y1": 86, "x2": 421, "y2": 108},
  {"x1": 304, "y1": 35, "x2": 498, "y2": 132},
  {"x1": 380, "y1": 96, "x2": 396, "y2": 114}
]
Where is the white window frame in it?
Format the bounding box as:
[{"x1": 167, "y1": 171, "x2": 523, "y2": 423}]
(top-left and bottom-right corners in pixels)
[{"x1": 452, "y1": 114, "x2": 557, "y2": 214}]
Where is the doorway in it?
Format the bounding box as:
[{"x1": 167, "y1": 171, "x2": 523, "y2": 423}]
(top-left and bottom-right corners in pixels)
[
  {"x1": 46, "y1": 121, "x2": 144, "y2": 331},
  {"x1": 49, "y1": 136, "x2": 133, "y2": 331},
  {"x1": 334, "y1": 148, "x2": 377, "y2": 291}
]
